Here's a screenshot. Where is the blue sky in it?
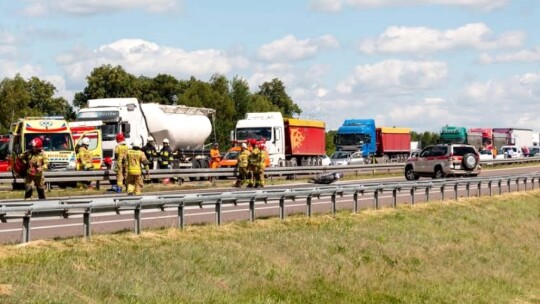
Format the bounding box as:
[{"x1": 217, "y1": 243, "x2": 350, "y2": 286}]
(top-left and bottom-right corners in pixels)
[{"x1": 1, "y1": 0, "x2": 539, "y2": 131}]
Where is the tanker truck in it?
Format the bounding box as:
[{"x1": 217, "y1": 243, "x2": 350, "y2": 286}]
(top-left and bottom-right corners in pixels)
[{"x1": 76, "y1": 98, "x2": 216, "y2": 168}]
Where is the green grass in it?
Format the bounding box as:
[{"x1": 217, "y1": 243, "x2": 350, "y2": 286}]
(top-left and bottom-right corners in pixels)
[{"x1": 1, "y1": 191, "x2": 540, "y2": 303}]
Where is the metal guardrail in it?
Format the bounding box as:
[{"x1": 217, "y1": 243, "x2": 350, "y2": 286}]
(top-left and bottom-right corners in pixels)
[
  {"x1": 1, "y1": 173, "x2": 539, "y2": 244},
  {"x1": 1, "y1": 157, "x2": 539, "y2": 185}
]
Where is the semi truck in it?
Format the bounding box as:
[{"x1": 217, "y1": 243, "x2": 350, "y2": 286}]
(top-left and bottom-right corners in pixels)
[
  {"x1": 335, "y1": 119, "x2": 411, "y2": 163},
  {"x1": 492, "y1": 128, "x2": 533, "y2": 150},
  {"x1": 231, "y1": 112, "x2": 326, "y2": 167},
  {"x1": 76, "y1": 98, "x2": 216, "y2": 168},
  {"x1": 440, "y1": 126, "x2": 493, "y2": 149}
]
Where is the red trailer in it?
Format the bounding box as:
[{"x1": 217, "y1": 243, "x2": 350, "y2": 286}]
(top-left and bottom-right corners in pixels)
[
  {"x1": 0, "y1": 136, "x2": 10, "y2": 173},
  {"x1": 376, "y1": 127, "x2": 411, "y2": 162},
  {"x1": 284, "y1": 118, "x2": 326, "y2": 156}
]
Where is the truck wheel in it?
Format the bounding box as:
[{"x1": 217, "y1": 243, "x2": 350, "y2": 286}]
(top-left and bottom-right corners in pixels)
[
  {"x1": 190, "y1": 160, "x2": 200, "y2": 181},
  {"x1": 405, "y1": 166, "x2": 419, "y2": 180}
]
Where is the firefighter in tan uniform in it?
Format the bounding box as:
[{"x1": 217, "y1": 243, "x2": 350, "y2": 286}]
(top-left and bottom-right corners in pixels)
[
  {"x1": 21, "y1": 138, "x2": 49, "y2": 200},
  {"x1": 234, "y1": 143, "x2": 250, "y2": 187},
  {"x1": 255, "y1": 143, "x2": 267, "y2": 188},
  {"x1": 126, "y1": 140, "x2": 150, "y2": 195},
  {"x1": 77, "y1": 137, "x2": 94, "y2": 188},
  {"x1": 77, "y1": 137, "x2": 93, "y2": 171},
  {"x1": 113, "y1": 133, "x2": 129, "y2": 192},
  {"x1": 247, "y1": 139, "x2": 260, "y2": 188}
]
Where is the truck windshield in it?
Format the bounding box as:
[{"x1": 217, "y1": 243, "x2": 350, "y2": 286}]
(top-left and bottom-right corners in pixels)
[
  {"x1": 101, "y1": 123, "x2": 119, "y2": 141},
  {"x1": 335, "y1": 133, "x2": 371, "y2": 145},
  {"x1": 24, "y1": 133, "x2": 74, "y2": 152},
  {"x1": 236, "y1": 128, "x2": 272, "y2": 141}
]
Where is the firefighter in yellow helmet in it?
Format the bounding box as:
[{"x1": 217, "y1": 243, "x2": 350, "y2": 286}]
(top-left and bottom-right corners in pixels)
[
  {"x1": 234, "y1": 143, "x2": 250, "y2": 187},
  {"x1": 255, "y1": 143, "x2": 267, "y2": 188},
  {"x1": 126, "y1": 139, "x2": 150, "y2": 195},
  {"x1": 113, "y1": 133, "x2": 129, "y2": 192},
  {"x1": 247, "y1": 139, "x2": 260, "y2": 188}
]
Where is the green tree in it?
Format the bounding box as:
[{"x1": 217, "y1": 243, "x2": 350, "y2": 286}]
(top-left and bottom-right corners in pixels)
[
  {"x1": 257, "y1": 78, "x2": 301, "y2": 117},
  {"x1": 73, "y1": 64, "x2": 139, "y2": 108},
  {"x1": 326, "y1": 130, "x2": 337, "y2": 156},
  {"x1": 230, "y1": 76, "x2": 251, "y2": 120}
]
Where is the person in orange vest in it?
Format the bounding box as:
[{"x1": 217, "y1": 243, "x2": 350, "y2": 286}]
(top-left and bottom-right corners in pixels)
[
  {"x1": 113, "y1": 133, "x2": 129, "y2": 193},
  {"x1": 209, "y1": 143, "x2": 221, "y2": 169}
]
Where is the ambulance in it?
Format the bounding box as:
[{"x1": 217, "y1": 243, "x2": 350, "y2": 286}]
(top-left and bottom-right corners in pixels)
[{"x1": 8, "y1": 117, "x2": 95, "y2": 173}]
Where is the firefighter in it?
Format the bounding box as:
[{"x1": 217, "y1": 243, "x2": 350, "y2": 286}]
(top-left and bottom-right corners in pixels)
[
  {"x1": 234, "y1": 143, "x2": 250, "y2": 187},
  {"x1": 125, "y1": 140, "x2": 150, "y2": 195},
  {"x1": 21, "y1": 137, "x2": 49, "y2": 200},
  {"x1": 158, "y1": 138, "x2": 174, "y2": 169},
  {"x1": 113, "y1": 133, "x2": 129, "y2": 193},
  {"x1": 77, "y1": 137, "x2": 93, "y2": 171},
  {"x1": 255, "y1": 143, "x2": 267, "y2": 188},
  {"x1": 141, "y1": 136, "x2": 157, "y2": 170},
  {"x1": 77, "y1": 137, "x2": 94, "y2": 188},
  {"x1": 209, "y1": 143, "x2": 221, "y2": 169},
  {"x1": 247, "y1": 139, "x2": 260, "y2": 188}
]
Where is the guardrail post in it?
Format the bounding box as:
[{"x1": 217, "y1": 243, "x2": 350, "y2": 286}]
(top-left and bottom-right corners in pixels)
[
  {"x1": 507, "y1": 178, "x2": 512, "y2": 193},
  {"x1": 83, "y1": 209, "x2": 91, "y2": 238},
  {"x1": 466, "y1": 182, "x2": 471, "y2": 197},
  {"x1": 454, "y1": 183, "x2": 459, "y2": 200},
  {"x1": 178, "y1": 204, "x2": 184, "y2": 229},
  {"x1": 134, "y1": 205, "x2": 141, "y2": 235},
  {"x1": 488, "y1": 181, "x2": 493, "y2": 197},
  {"x1": 95, "y1": 181, "x2": 100, "y2": 190},
  {"x1": 250, "y1": 199, "x2": 256, "y2": 222},
  {"x1": 410, "y1": 187, "x2": 416, "y2": 205},
  {"x1": 531, "y1": 177, "x2": 535, "y2": 190},
  {"x1": 392, "y1": 188, "x2": 398, "y2": 208},
  {"x1": 516, "y1": 178, "x2": 520, "y2": 192},
  {"x1": 215, "y1": 200, "x2": 222, "y2": 226},
  {"x1": 373, "y1": 190, "x2": 380, "y2": 209},
  {"x1": 22, "y1": 215, "x2": 31, "y2": 243},
  {"x1": 498, "y1": 180, "x2": 502, "y2": 195},
  {"x1": 440, "y1": 185, "x2": 445, "y2": 201},
  {"x1": 279, "y1": 197, "x2": 286, "y2": 220},
  {"x1": 331, "y1": 192, "x2": 337, "y2": 215},
  {"x1": 353, "y1": 191, "x2": 359, "y2": 213},
  {"x1": 425, "y1": 186, "x2": 431, "y2": 202},
  {"x1": 306, "y1": 196, "x2": 312, "y2": 217},
  {"x1": 477, "y1": 182, "x2": 482, "y2": 197}
]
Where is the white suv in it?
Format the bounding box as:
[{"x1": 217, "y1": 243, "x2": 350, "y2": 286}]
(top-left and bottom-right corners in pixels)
[{"x1": 404, "y1": 144, "x2": 480, "y2": 180}]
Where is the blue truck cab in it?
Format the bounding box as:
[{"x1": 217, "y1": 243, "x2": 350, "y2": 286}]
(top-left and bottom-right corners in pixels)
[{"x1": 335, "y1": 119, "x2": 375, "y2": 158}]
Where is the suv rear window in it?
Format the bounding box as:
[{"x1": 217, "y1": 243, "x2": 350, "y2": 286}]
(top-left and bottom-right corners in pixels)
[
  {"x1": 430, "y1": 146, "x2": 448, "y2": 157},
  {"x1": 452, "y1": 146, "x2": 476, "y2": 156}
]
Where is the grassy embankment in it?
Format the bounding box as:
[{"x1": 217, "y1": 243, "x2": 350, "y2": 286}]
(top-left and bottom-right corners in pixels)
[{"x1": 0, "y1": 190, "x2": 539, "y2": 303}]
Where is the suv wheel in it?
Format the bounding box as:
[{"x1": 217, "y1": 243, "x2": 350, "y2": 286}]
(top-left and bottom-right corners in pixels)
[
  {"x1": 405, "y1": 166, "x2": 419, "y2": 181},
  {"x1": 433, "y1": 167, "x2": 445, "y2": 179},
  {"x1": 462, "y1": 153, "x2": 478, "y2": 170}
]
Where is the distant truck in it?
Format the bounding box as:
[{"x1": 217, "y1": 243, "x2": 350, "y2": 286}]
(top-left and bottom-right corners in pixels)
[
  {"x1": 231, "y1": 112, "x2": 326, "y2": 167},
  {"x1": 76, "y1": 98, "x2": 216, "y2": 168},
  {"x1": 335, "y1": 119, "x2": 411, "y2": 162},
  {"x1": 492, "y1": 128, "x2": 533, "y2": 152},
  {"x1": 440, "y1": 126, "x2": 493, "y2": 149}
]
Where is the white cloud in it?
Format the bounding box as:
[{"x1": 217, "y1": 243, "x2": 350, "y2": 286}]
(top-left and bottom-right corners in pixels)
[
  {"x1": 23, "y1": 0, "x2": 181, "y2": 16},
  {"x1": 336, "y1": 59, "x2": 447, "y2": 94},
  {"x1": 310, "y1": 0, "x2": 508, "y2": 12},
  {"x1": 480, "y1": 47, "x2": 540, "y2": 64},
  {"x1": 258, "y1": 34, "x2": 339, "y2": 62},
  {"x1": 57, "y1": 39, "x2": 250, "y2": 86},
  {"x1": 360, "y1": 23, "x2": 524, "y2": 54}
]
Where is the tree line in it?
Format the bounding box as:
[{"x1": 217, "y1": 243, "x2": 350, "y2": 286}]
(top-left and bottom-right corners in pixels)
[{"x1": 0, "y1": 64, "x2": 441, "y2": 152}]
